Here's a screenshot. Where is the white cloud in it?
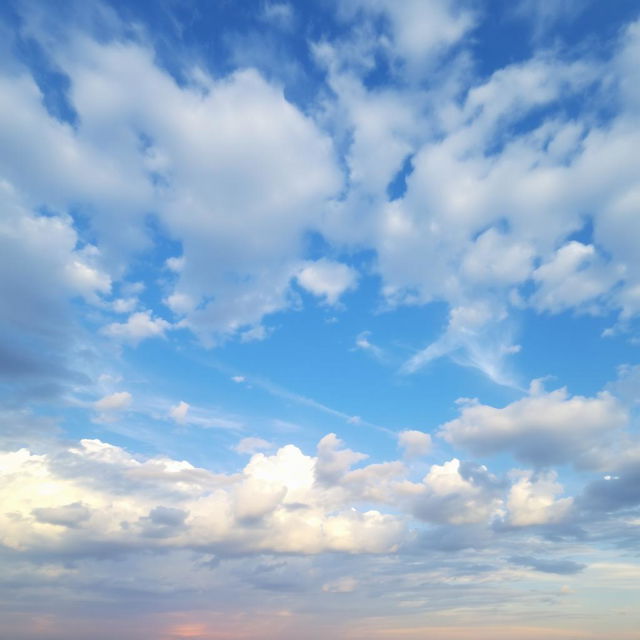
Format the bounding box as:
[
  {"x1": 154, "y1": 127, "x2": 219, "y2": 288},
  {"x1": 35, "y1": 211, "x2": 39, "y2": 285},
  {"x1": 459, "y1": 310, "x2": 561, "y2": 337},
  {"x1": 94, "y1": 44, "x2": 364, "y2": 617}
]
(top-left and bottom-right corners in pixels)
[
  {"x1": 234, "y1": 476, "x2": 287, "y2": 522},
  {"x1": 401, "y1": 301, "x2": 521, "y2": 387},
  {"x1": 315, "y1": 433, "x2": 368, "y2": 484},
  {"x1": 102, "y1": 310, "x2": 172, "y2": 345},
  {"x1": 94, "y1": 391, "x2": 132, "y2": 413},
  {"x1": 398, "y1": 430, "x2": 432, "y2": 458},
  {"x1": 507, "y1": 470, "x2": 573, "y2": 526},
  {"x1": 406, "y1": 458, "x2": 504, "y2": 525},
  {"x1": 531, "y1": 241, "x2": 616, "y2": 313},
  {"x1": 64, "y1": 256, "x2": 111, "y2": 301},
  {"x1": 231, "y1": 376, "x2": 246, "y2": 384},
  {"x1": 0, "y1": 437, "x2": 407, "y2": 556},
  {"x1": 461, "y1": 228, "x2": 534, "y2": 286},
  {"x1": 0, "y1": 69, "x2": 152, "y2": 266},
  {"x1": 354, "y1": 331, "x2": 385, "y2": 361},
  {"x1": 297, "y1": 259, "x2": 358, "y2": 305},
  {"x1": 169, "y1": 401, "x2": 190, "y2": 424},
  {"x1": 440, "y1": 382, "x2": 628, "y2": 467}
]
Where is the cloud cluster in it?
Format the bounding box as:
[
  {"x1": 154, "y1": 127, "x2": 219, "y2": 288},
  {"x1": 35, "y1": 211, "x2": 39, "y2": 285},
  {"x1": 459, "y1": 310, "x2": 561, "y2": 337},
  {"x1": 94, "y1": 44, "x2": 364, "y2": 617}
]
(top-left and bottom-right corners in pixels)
[
  {"x1": 1, "y1": 30, "x2": 341, "y2": 354},
  {"x1": 4, "y1": 425, "x2": 613, "y2": 560},
  {"x1": 0, "y1": 438, "x2": 405, "y2": 556},
  {"x1": 315, "y1": 12, "x2": 640, "y2": 377}
]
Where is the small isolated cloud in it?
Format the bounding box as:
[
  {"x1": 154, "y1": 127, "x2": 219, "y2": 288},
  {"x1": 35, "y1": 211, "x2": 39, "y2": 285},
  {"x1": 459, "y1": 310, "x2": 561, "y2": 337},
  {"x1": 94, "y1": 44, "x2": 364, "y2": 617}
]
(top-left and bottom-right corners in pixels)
[
  {"x1": 102, "y1": 310, "x2": 172, "y2": 345},
  {"x1": 354, "y1": 331, "x2": 385, "y2": 361},
  {"x1": 231, "y1": 376, "x2": 246, "y2": 384},
  {"x1": 169, "y1": 401, "x2": 190, "y2": 424},
  {"x1": 398, "y1": 430, "x2": 432, "y2": 458},
  {"x1": 297, "y1": 259, "x2": 358, "y2": 305},
  {"x1": 94, "y1": 391, "x2": 132, "y2": 413},
  {"x1": 234, "y1": 437, "x2": 274, "y2": 454},
  {"x1": 93, "y1": 391, "x2": 132, "y2": 424}
]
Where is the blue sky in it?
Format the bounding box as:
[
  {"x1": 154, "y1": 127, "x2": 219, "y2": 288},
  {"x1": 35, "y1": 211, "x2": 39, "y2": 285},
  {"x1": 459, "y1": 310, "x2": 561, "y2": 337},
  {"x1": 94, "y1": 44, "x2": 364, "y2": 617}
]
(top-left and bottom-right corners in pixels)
[{"x1": 1, "y1": 1, "x2": 640, "y2": 638}]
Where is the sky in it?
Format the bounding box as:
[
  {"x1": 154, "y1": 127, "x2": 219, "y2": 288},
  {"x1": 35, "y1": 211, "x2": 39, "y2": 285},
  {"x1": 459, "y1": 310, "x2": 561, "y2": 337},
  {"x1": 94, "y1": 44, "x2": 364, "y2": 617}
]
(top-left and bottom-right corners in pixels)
[{"x1": 1, "y1": 0, "x2": 640, "y2": 638}]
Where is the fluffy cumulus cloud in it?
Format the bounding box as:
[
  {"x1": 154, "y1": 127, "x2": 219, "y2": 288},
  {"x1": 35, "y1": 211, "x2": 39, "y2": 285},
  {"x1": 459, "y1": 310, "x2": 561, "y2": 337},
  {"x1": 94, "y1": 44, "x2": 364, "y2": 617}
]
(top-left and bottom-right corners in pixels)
[
  {"x1": 0, "y1": 438, "x2": 406, "y2": 556},
  {"x1": 440, "y1": 381, "x2": 628, "y2": 467},
  {"x1": 507, "y1": 470, "x2": 574, "y2": 526},
  {"x1": 2, "y1": 428, "x2": 600, "y2": 554},
  {"x1": 296, "y1": 259, "x2": 358, "y2": 305},
  {"x1": 0, "y1": 431, "x2": 603, "y2": 560},
  {"x1": 405, "y1": 458, "x2": 505, "y2": 525},
  {"x1": 102, "y1": 311, "x2": 172, "y2": 345}
]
